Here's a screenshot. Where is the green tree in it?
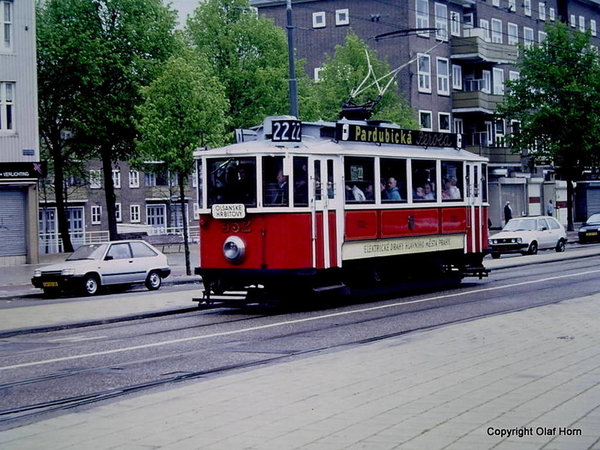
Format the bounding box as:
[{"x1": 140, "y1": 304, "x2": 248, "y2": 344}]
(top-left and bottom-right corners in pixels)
[
  {"x1": 38, "y1": 0, "x2": 178, "y2": 242},
  {"x1": 305, "y1": 31, "x2": 418, "y2": 128},
  {"x1": 185, "y1": 0, "x2": 290, "y2": 132},
  {"x1": 498, "y1": 22, "x2": 600, "y2": 230},
  {"x1": 136, "y1": 47, "x2": 229, "y2": 275}
]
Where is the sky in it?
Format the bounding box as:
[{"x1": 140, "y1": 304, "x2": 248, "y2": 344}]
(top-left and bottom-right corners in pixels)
[{"x1": 165, "y1": 0, "x2": 202, "y2": 26}]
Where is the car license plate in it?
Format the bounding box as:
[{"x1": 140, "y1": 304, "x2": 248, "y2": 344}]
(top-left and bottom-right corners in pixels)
[
  {"x1": 586, "y1": 232, "x2": 597, "y2": 237},
  {"x1": 43, "y1": 282, "x2": 59, "y2": 287}
]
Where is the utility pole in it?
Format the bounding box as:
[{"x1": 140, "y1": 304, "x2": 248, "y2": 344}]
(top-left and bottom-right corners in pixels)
[{"x1": 286, "y1": 0, "x2": 298, "y2": 117}]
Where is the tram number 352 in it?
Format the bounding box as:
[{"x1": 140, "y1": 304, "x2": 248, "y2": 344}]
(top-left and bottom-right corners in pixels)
[{"x1": 272, "y1": 119, "x2": 302, "y2": 142}]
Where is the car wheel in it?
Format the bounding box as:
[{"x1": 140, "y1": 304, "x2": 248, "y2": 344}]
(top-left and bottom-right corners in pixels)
[
  {"x1": 145, "y1": 271, "x2": 162, "y2": 290},
  {"x1": 556, "y1": 239, "x2": 566, "y2": 252},
  {"x1": 491, "y1": 253, "x2": 501, "y2": 259},
  {"x1": 83, "y1": 274, "x2": 100, "y2": 296},
  {"x1": 527, "y1": 241, "x2": 538, "y2": 255}
]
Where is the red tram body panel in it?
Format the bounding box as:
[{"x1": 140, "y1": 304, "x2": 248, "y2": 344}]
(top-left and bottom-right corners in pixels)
[{"x1": 194, "y1": 117, "x2": 489, "y2": 300}]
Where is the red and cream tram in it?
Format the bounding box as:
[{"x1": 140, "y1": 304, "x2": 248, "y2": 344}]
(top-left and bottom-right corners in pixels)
[{"x1": 194, "y1": 116, "x2": 489, "y2": 302}]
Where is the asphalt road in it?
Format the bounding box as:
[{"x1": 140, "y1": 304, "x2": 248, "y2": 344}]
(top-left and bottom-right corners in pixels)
[{"x1": 1, "y1": 253, "x2": 600, "y2": 431}]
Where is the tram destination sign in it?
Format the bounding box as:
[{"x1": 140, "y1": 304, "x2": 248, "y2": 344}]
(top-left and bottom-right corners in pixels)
[
  {"x1": 336, "y1": 123, "x2": 462, "y2": 148},
  {"x1": 271, "y1": 119, "x2": 302, "y2": 142},
  {"x1": 211, "y1": 204, "x2": 246, "y2": 219}
]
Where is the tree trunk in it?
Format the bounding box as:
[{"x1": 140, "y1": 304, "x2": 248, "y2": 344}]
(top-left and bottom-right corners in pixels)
[
  {"x1": 179, "y1": 172, "x2": 191, "y2": 276},
  {"x1": 101, "y1": 145, "x2": 119, "y2": 241},
  {"x1": 52, "y1": 147, "x2": 74, "y2": 253}
]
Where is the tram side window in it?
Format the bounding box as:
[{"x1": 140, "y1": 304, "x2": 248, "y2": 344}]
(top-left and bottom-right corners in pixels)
[
  {"x1": 263, "y1": 156, "x2": 289, "y2": 207},
  {"x1": 344, "y1": 157, "x2": 374, "y2": 203},
  {"x1": 207, "y1": 157, "x2": 256, "y2": 206},
  {"x1": 293, "y1": 156, "x2": 308, "y2": 206},
  {"x1": 412, "y1": 160, "x2": 437, "y2": 201},
  {"x1": 441, "y1": 161, "x2": 463, "y2": 201},
  {"x1": 380, "y1": 158, "x2": 407, "y2": 203}
]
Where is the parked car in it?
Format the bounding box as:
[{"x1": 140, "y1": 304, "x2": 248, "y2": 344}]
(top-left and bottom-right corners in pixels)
[
  {"x1": 489, "y1": 216, "x2": 567, "y2": 259},
  {"x1": 578, "y1": 213, "x2": 600, "y2": 243},
  {"x1": 32, "y1": 240, "x2": 171, "y2": 296}
]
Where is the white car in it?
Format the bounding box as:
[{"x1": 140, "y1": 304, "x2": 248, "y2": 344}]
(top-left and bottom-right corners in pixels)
[
  {"x1": 489, "y1": 216, "x2": 567, "y2": 259},
  {"x1": 32, "y1": 240, "x2": 171, "y2": 296}
]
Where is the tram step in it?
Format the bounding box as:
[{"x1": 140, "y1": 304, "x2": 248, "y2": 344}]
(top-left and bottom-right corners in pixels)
[{"x1": 312, "y1": 284, "x2": 350, "y2": 295}]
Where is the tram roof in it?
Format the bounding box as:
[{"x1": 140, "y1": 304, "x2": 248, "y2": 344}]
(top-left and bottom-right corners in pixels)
[{"x1": 194, "y1": 119, "x2": 488, "y2": 163}]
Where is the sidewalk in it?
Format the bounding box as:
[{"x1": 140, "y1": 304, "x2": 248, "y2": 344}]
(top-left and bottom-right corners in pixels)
[{"x1": 1, "y1": 292, "x2": 599, "y2": 449}]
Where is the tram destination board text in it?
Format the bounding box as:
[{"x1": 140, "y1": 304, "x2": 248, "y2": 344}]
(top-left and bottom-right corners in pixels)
[{"x1": 336, "y1": 123, "x2": 462, "y2": 148}]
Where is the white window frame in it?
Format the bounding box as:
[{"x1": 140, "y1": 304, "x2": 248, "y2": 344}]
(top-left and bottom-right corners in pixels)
[
  {"x1": 335, "y1": 9, "x2": 349, "y2": 26},
  {"x1": 435, "y1": 3, "x2": 448, "y2": 41},
  {"x1": 454, "y1": 118, "x2": 464, "y2": 135},
  {"x1": 130, "y1": 204, "x2": 141, "y2": 223},
  {"x1": 524, "y1": 0, "x2": 532, "y2": 16},
  {"x1": 314, "y1": 67, "x2": 322, "y2": 82},
  {"x1": 493, "y1": 68, "x2": 505, "y2": 95},
  {"x1": 437, "y1": 57, "x2": 450, "y2": 96},
  {"x1": 0, "y1": 81, "x2": 14, "y2": 131},
  {"x1": 539, "y1": 31, "x2": 547, "y2": 43},
  {"x1": 193, "y1": 203, "x2": 200, "y2": 220},
  {"x1": 482, "y1": 70, "x2": 491, "y2": 94},
  {"x1": 145, "y1": 172, "x2": 156, "y2": 187},
  {"x1": 508, "y1": 23, "x2": 519, "y2": 45},
  {"x1": 491, "y1": 18, "x2": 503, "y2": 44},
  {"x1": 417, "y1": 54, "x2": 431, "y2": 93},
  {"x1": 90, "y1": 169, "x2": 102, "y2": 189},
  {"x1": 91, "y1": 206, "x2": 102, "y2": 225},
  {"x1": 509, "y1": 71, "x2": 520, "y2": 81},
  {"x1": 591, "y1": 20, "x2": 597, "y2": 37},
  {"x1": 524, "y1": 27, "x2": 534, "y2": 49},
  {"x1": 115, "y1": 203, "x2": 122, "y2": 222},
  {"x1": 312, "y1": 11, "x2": 326, "y2": 28},
  {"x1": 492, "y1": 0, "x2": 500, "y2": 6},
  {"x1": 419, "y1": 110, "x2": 433, "y2": 131},
  {"x1": 452, "y1": 64, "x2": 462, "y2": 90},
  {"x1": 549, "y1": 8, "x2": 555, "y2": 21},
  {"x1": 438, "y1": 113, "x2": 451, "y2": 132},
  {"x1": 1, "y1": 1, "x2": 12, "y2": 52},
  {"x1": 112, "y1": 169, "x2": 121, "y2": 189},
  {"x1": 128, "y1": 170, "x2": 140, "y2": 188},
  {"x1": 570, "y1": 15, "x2": 576, "y2": 28},
  {"x1": 538, "y1": 2, "x2": 546, "y2": 21},
  {"x1": 450, "y1": 11, "x2": 461, "y2": 37},
  {"x1": 479, "y1": 19, "x2": 490, "y2": 42},
  {"x1": 416, "y1": 0, "x2": 430, "y2": 37},
  {"x1": 508, "y1": 0, "x2": 516, "y2": 12},
  {"x1": 579, "y1": 16, "x2": 585, "y2": 32}
]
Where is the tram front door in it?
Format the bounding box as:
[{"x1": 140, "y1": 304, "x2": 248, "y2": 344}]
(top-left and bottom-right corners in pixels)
[{"x1": 310, "y1": 157, "x2": 343, "y2": 270}]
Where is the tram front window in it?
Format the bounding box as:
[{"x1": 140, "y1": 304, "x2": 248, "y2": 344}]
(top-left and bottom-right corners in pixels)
[{"x1": 207, "y1": 157, "x2": 257, "y2": 206}]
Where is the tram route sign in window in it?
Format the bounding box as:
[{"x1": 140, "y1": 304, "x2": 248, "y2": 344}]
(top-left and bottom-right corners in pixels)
[{"x1": 271, "y1": 119, "x2": 302, "y2": 142}]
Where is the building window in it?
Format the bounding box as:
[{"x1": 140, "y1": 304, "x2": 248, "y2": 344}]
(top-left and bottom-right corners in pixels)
[
  {"x1": 549, "y1": 8, "x2": 555, "y2": 21},
  {"x1": 89, "y1": 169, "x2": 102, "y2": 189},
  {"x1": 538, "y1": 2, "x2": 546, "y2": 20},
  {"x1": 91, "y1": 206, "x2": 102, "y2": 225},
  {"x1": 493, "y1": 68, "x2": 505, "y2": 95},
  {"x1": 508, "y1": 23, "x2": 519, "y2": 45},
  {"x1": 434, "y1": 3, "x2": 448, "y2": 41},
  {"x1": 1, "y1": 1, "x2": 12, "y2": 51},
  {"x1": 508, "y1": 0, "x2": 516, "y2": 12},
  {"x1": 130, "y1": 204, "x2": 141, "y2": 223},
  {"x1": 570, "y1": 15, "x2": 576, "y2": 28},
  {"x1": 0, "y1": 81, "x2": 13, "y2": 131},
  {"x1": 112, "y1": 169, "x2": 121, "y2": 189},
  {"x1": 416, "y1": 0, "x2": 430, "y2": 37},
  {"x1": 129, "y1": 170, "x2": 140, "y2": 188},
  {"x1": 539, "y1": 31, "x2": 547, "y2": 43},
  {"x1": 437, "y1": 58, "x2": 450, "y2": 95},
  {"x1": 147, "y1": 204, "x2": 166, "y2": 228},
  {"x1": 509, "y1": 71, "x2": 520, "y2": 81},
  {"x1": 463, "y1": 13, "x2": 473, "y2": 28},
  {"x1": 491, "y1": 19, "x2": 503, "y2": 44},
  {"x1": 145, "y1": 172, "x2": 156, "y2": 187},
  {"x1": 452, "y1": 64, "x2": 462, "y2": 90},
  {"x1": 439, "y1": 113, "x2": 451, "y2": 132},
  {"x1": 115, "y1": 203, "x2": 122, "y2": 222},
  {"x1": 524, "y1": 0, "x2": 532, "y2": 16},
  {"x1": 417, "y1": 54, "x2": 431, "y2": 93},
  {"x1": 335, "y1": 9, "x2": 349, "y2": 26},
  {"x1": 419, "y1": 111, "x2": 433, "y2": 130},
  {"x1": 492, "y1": 0, "x2": 500, "y2": 6},
  {"x1": 450, "y1": 11, "x2": 461, "y2": 37},
  {"x1": 479, "y1": 19, "x2": 490, "y2": 42},
  {"x1": 314, "y1": 67, "x2": 322, "y2": 81},
  {"x1": 579, "y1": 16, "x2": 585, "y2": 32},
  {"x1": 193, "y1": 203, "x2": 200, "y2": 220},
  {"x1": 524, "y1": 27, "x2": 534, "y2": 49},
  {"x1": 312, "y1": 11, "x2": 326, "y2": 28},
  {"x1": 591, "y1": 20, "x2": 597, "y2": 37}
]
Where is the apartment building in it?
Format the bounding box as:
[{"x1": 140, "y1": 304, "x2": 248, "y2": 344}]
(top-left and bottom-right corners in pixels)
[
  {"x1": 0, "y1": 0, "x2": 42, "y2": 266},
  {"x1": 252, "y1": 0, "x2": 600, "y2": 225}
]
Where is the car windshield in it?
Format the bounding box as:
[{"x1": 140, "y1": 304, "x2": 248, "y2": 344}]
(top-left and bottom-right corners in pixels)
[
  {"x1": 586, "y1": 213, "x2": 600, "y2": 224},
  {"x1": 503, "y1": 218, "x2": 537, "y2": 232},
  {"x1": 66, "y1": 244, "x2": 109, "y2": 261}
]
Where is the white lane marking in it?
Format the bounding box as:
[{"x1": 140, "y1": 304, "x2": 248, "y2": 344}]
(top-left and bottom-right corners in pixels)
[
  {"x1": 3, "y1": 268, "x2": 600, "y2": 372},
  {"x1": 47, "y1": 336, "x2": 108, "y2": 343}
]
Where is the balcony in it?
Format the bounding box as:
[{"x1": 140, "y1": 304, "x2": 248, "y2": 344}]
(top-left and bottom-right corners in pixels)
[
  {"x1": 451, "y1": 29, "x2": 518, "y2": 64},
  {"x1": 452, "y1": 89, "x2": 504, "y2": 114},
  {"x1": 463, "y1": 133, "x2": 522, "y2": 164}
]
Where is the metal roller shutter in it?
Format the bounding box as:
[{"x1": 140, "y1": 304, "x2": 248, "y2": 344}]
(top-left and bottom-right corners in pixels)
[{"x1": 0, "y1": 189, "x2": 26, "y2": 256}]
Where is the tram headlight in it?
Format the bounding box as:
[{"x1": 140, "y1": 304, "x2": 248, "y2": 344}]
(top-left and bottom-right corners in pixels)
[{"x1": 223, "y1": 236, "x2": 246, "y2": 263}]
